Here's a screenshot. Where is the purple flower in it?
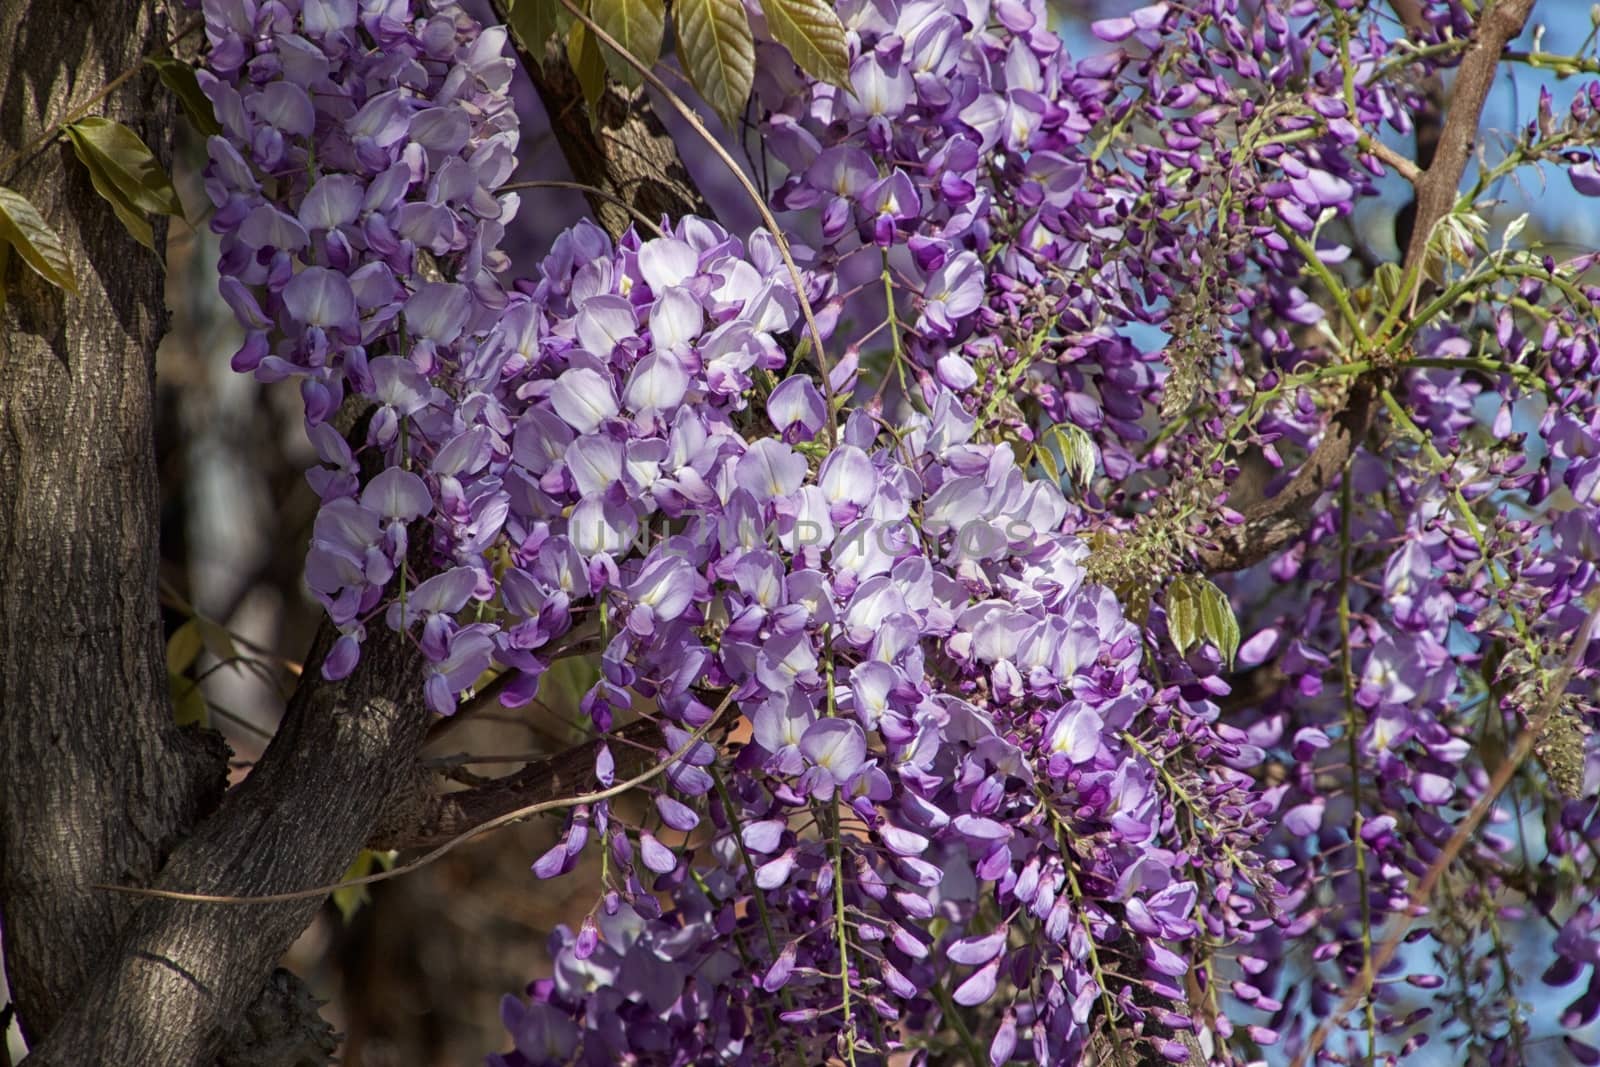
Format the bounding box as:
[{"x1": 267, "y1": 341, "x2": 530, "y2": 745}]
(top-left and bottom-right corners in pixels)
[
  {"x1": 799, "y1": 718, "x2": 867, "y2": 796},
  {"x1": 284, "y1": 267, "x2": 356, "y2": 331},
  {"x1": 767, "y1": 376, "x2": 827, "y2": 442},
  {"x1": 918, "y1": 251, "x2": 984, "y2": 338},
  {"x1": 549, "y1": 367, "x2": 620, "y2": 433}
]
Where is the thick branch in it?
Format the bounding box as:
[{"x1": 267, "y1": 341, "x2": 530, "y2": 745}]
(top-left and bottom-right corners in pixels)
[
  {"x1": 1201, "y1": 0, "x2": 1534, "y2": 572},
  {"x1": 492, "y1": 1, "x2": 710, "y2": 237},
  {"x1": 23, "y1": 625, "x2": 430, "y2": 1065},
  {"x1": 372, "y1": 718, "x2": 667, "y2": 851},
  {"x1": 1400, "y1": 0, "x2": 1535, "y2": 267},
  {"x1": 1196, "y1": 376, "x2": 1381, "y2": 571},
  {"x1": 1389, "y1": 0, "x2": 1446, "y2": 251}
]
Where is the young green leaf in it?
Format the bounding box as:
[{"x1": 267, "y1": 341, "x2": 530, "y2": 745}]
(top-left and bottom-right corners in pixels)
[
  {"x1": 0, "y1": 185, "x2": 77, "y2": 292},
  {"x1": 508, "y1": 0, "x2": 560, "y2": 56},
  {"x1": 1166, "y1": 577, "x2": 1200, "y2": 656},
  {"x1": 566, "y1": 17, "x2": 608, "y2": 113},
  {"x1": 332, "y1": 849, "x2": 396, "y2": 922},
  {"x1": 675, "y1": 0, "x2": 755, "y2": 128},
  {"x1": 589, "y1": 0, "x2": 665, "y2": 89},
  {"x1": 168, "y1": 674, "x2": 208, "y2": 727},
  {"x1": 1195, "y1": 577, "x2": 1241, "y2": 668},
  {"x1": 63, "y1": 139, "x2": 156, "y2": 249},
  {"x1": 64, "y1": 118, "x2": 182, "y2": 250},
  {"x1": 1035, "y1": 436, "x2": 1061, "y2": 486},
  {"x1": 1037, "y1": 424, "x2": 1097, "y2": 492},
  {"x1": 145, "y1": 56, "x2": 224, "y2": 137},
  {"x1": 166, "y1": 618, "x2": 205, "y2": 675},
  {"x1": 760, "y1": 0, "x2": 850, "y2": 89},
  {"x1": 196, "y1": 617, "x2": 239, "y2": 663},
  {"x1": 64, "y1": 118, "x2": 182, "y2": 217},
  {"x1": 1166, "y1": 574, "x2": 1240, "y2": 666}
]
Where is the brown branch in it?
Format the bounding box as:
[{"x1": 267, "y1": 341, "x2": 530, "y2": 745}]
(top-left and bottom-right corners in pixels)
[
  {"x1": 1197, "y1": 376, "x2": 1381, "y2": 571},
  {"x1": 96, "y1": 694, "x2": 734, "y2": 906},
  {"x1": 373, "y1": 717, "x2": 668, "y2": 850},
  {"x1": 490, "y1": 1, "x2": 709, "y2": 238},
  {"x1": 1390, "y1": 0, "x2": 1447, "y2": 253},
  {"x1": 1201, "y1": 0, "x2": 1535, "y2": 573},
  {"x1": 1401, "y1": 0, "x2": 1535, "y2": 267},
  {"x1": 22, "y1": 624, "x2": 431, "y2": 1065},
  {"x1": 1288, "y1": 596, "x2": 1600, "y2": 1067},
  {"x1": 0, "y1": 0, "x2": 230, "y2": 1047}
]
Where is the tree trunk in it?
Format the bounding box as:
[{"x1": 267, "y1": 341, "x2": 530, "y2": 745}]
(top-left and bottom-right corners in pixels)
[
  {"x1": 0, "y1": 0, "x2": 224, "y2": 1043},
  {"x1": 0, "y1": 3, "x2": 715, "y2": 1062},
  {"x1": 0, "y1": 4, "x2": 426, "y2": 1063}
]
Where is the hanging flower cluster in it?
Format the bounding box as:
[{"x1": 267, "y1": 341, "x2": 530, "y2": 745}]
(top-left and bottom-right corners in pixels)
[{"x1": 195, "y1": 0, "x2": 1600, "y2": 1064}]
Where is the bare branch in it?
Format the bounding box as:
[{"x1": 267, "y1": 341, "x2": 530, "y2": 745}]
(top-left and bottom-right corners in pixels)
[
  {"x1": 1201, "y1": 0, "x2": 1535, "y2": 573},
  {"x1": 1288, "y1": 595, "x2": 1600, "y2": 1067},
  {"x1": 95, "y1": 695, "x2": 734, "y2": 906},
  {"x1": 375, "y1": 717, "x2": 667, "y2": 851}
]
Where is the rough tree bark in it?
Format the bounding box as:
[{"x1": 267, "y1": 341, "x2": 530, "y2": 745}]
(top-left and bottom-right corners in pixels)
[
  {"x1": 0, "y1": 0, "x2": 224, "y2": 1043},
  {"x1": 0, "y1": 1, "x2": 421, "y2": 1061},
  {"x1": 0, "y1": 2, "x2": 717, "y2": 1063}
]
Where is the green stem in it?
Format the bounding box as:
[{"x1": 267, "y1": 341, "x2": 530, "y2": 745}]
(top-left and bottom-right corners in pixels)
[
  {"x1": 1281, "y1": 224, "x2": 1369, "y2": 348},
  {"x1": 710, "y1": 770, "x2": 796, "y2": 1013},
  {"x1": 931, "y1": 973, "x2": 987, "y2": 1065},
  {"x1": 829, "y1": 824, "x2": 857, "y2": 1066}
]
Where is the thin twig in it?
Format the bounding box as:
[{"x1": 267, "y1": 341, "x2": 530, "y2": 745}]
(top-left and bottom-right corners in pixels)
[
  {"x1": 1289, "y1": 595, "x2": 1600, "y2": 1067},
  {"x1": 497, "y1": 180, "x2": 665, "y2": 237}
]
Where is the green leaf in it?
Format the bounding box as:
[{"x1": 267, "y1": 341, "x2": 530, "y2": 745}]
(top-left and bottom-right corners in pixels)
[
  {"x1": 169, "y1": 673, "x2": 208, "y2": 727},
  {"x1": 1194, "y1": 577, "x2": 1241, "y2": 668},
  {"x1": 70, "y1": 146, "x2": 156, "y2": 250},
  {"x1": 63, "y1": 118, "x2": 182, "y2": 251},
  {"x1": 1035, "y1": 437, "x2": 1060, "y2": 486},
  {"x1": 333, "y1": 849, "x2": 396, "y2": 922},
  {"x1": 0, "y1": 185, "x2": 77, "y2": 292},
  {"x1": 1371, "y1": 261, "x2": 1403, "y2": 311},
  {"x1": 566, "y1": 17, "x2": 608, "y2": 113},
  {"x1": 590, "y1": 0, "x2": 664, "y2": 89},
  {"x1": 1166, "y1": 575, "x2": 1240, "y2": 667},
  {"x1": 760, "y1": 0, "x2": 850, "y2": 89},
  {"x1": 509, "y1": 0, "x2": 560, "y2": 56},
  {"x1": 1037, "y1": 424, "x2": 1097, "y2": 492},
  {"x1": 196, "y1": 617, "x2": 238, "y2": 663},
  {"x1": 166, "y1": 618, "x2": 205, "y2": 675},
  {"x1": 675, "y1": 0, "x2": 755, "y2": 128},
  {"x1": 1166, "y1": 577, "x2": 1200, "y2": 656},
  {"x1": 64, "y1": 117, "x2": 182, "y2": 217},
  {"x1": 145, "y1": 56, "x2": 223, "y2": 137}
]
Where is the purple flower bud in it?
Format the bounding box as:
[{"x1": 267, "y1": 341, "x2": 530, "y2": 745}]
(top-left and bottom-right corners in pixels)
[
  {"x1": 952, "y1": 957, "x2": 1001, "y2": 1006},
  {"x1": 638, "y1": 832, "x2": 677, "y2": 874},
  {"x1": 947, "y1": 928, "x2": 1007, "y2": 966}
]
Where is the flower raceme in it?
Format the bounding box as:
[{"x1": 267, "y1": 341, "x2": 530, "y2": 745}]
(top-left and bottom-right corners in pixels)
[{"x1": 198, "y1": 0, "x2": 1600, "y2": 1064}]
